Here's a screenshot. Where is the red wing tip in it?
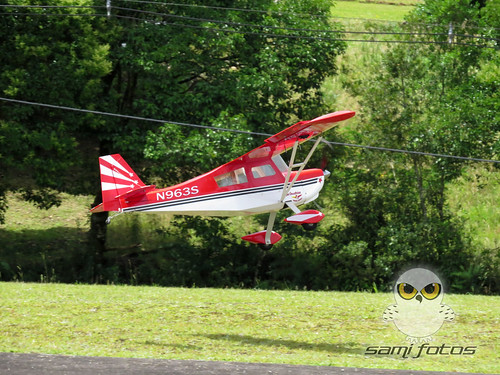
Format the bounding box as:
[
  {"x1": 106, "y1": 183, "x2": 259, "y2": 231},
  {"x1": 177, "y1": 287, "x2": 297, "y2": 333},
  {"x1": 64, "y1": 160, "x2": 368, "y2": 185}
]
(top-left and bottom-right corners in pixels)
[
  {"x1": 264, "y1": 110, "x2": 355, "y2": 144},
  {"x1": 284, "y1": 210, "x2": 325, "y2": 224},
  {"x1": 241, "y1": 231, "x2": 282, "y2": 245},
  {"x1": 308, "y1": 110, "x2": 355, "y2": 124}
]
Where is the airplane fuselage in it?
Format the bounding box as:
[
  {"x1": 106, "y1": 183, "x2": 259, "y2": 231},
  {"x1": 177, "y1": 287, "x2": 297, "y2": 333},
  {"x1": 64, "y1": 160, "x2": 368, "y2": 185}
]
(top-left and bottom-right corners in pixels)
[{"x1": 121, "y1": 168, "x2": 325, "y2": 217}]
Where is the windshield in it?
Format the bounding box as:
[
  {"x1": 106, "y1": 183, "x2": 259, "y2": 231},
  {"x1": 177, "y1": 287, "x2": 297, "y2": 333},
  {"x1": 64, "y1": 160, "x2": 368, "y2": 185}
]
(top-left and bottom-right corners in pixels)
[{"x1": 271, "y1": 154, "x2": 288, "y2": 173}]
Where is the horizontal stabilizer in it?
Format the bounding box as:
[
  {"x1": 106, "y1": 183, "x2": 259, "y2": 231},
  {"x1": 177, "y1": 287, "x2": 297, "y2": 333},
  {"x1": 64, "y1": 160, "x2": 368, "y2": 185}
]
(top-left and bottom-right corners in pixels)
[
  {"x1": 284, "y1": 210, "x2": 325, "y2": 225},
  {"x1": 115, "y1": 184, "x2": 156, "y2": 201},
  {"x1": 90, "y1": 203, "x2": 104, "y2": 213}
]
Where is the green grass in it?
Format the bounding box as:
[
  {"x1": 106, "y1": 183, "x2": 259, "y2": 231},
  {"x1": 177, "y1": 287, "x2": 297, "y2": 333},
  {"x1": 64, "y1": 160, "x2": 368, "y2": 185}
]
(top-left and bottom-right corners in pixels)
[
  {"x1": 1, "y1": 192, "x2": 92, "y2": 232},
  {"x1": 332, "y1": 1, "x2": 417, "y2": 22},
  {"x1": 0, "y1": 283, "x2": 498, "y2": 372}
]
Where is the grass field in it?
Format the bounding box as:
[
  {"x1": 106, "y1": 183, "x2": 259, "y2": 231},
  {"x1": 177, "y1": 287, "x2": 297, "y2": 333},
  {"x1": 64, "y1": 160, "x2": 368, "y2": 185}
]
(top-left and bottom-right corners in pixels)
[
  {"x1": 0, "y1": 283, "x2": 498, "y2": 373},
  {"x1": 331, "y1": 1, "x2": 418, "y2": 22}
]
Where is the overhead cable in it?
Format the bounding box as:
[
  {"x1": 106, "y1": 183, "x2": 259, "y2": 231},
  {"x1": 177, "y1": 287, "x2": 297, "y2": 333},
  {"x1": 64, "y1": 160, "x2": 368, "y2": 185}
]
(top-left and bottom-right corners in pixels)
[
  {"x1": 2, "y1": 3, "x2": 497, "y2": 43},
  {"x1": 1, "y1": 5, "x2": 496, "y2": 47},
  {"x1": 111, "y1": 5, "x2": 496, "y2": 41},
  {"x1": 2, "y1": 2, "x2": 500, "y2": 32},
  {"x1": 112, "y1": 0, "x2": 500, "y2": 31},
  {"x1": 108, "y1": 14, "x2": 495, "y2": 48},
  {"x1": 1, "y1": 97, "x2": 498, "y2": 164}
]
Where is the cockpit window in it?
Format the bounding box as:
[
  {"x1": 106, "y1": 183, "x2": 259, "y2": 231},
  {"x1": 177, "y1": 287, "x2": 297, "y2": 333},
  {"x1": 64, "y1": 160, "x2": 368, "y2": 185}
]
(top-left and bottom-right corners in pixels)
[
  {"x1": 251, "y1": 164, "x2": 276, "y2": 179},
  {"x1": 272, "y1": 154, "x2": 288, "y2": 173},
  {"x1": 215, "y1": 167, "x2": 248, "y2": 187},
  {"x1": 248, "y1": 147, "x2": 271, "y2": 159}
]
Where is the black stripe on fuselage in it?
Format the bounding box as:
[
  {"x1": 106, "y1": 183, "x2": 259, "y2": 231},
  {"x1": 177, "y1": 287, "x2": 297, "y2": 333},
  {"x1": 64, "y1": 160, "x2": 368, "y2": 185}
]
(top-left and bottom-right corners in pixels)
[{"x1": 123, "y1": 177, "x2": 320, "y2": 213}]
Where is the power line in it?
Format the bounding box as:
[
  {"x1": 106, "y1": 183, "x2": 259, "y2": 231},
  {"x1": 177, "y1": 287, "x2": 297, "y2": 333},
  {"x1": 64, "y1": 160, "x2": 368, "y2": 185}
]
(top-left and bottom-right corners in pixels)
[
  {"x1": 3, "y1": 2, "x2": 500, "y2": 32},
  {"x1": 1, "y1": 97, "x2": 498, "y2": 164},
  {"x1": 110, "y1": 6, "x2": 468, "y2": 39},
  {"x1": 110, "y1": 0, "x2": 330, "y2": 19},
  {"x1": 0, "y1": 97, "x2": 271, "y2": 137},
  {"x1": 0, "y1": 16, "x2": 471, "y2": 49},
  {"x1": 113, "y1": 0, "x2": 500, "y2": 31},
  {"x1": 109, "y1": 5, "x2": 498, "y2": 43},
  {"x1": 0, "y1": 5, "x2": 104, "y2": 9},
  {"x1": 1, "y1": 5, "x2": 496, "y2": 47},
  {"x1": 2, "y1": 4, "x2": 496, "y2": 43},
  {"x1": 0, "y1": 12, "x2": 107, "y2": 18},
  {"x1": 0, "y1": 5, "x2": 106, "y2": 18},
  {"x1": 109, "y1": 14, "x2": 495, "y2": 48}
]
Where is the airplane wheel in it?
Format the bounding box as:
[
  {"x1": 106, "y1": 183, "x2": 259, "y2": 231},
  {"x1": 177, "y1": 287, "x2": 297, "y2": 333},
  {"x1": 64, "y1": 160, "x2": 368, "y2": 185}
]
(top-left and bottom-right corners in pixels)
[
  {"x1": 259, "y1": 243, "x2": 273, "y2": 251},
  {"x1": 302, "y1": 223, "x2": 317, "y2": 231}
]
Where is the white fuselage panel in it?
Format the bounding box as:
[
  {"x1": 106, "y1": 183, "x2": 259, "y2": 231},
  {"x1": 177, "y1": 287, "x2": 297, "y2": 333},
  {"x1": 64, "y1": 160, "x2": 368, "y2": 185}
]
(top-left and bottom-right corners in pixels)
[{"x1": 123, "y1": 177, "x2": 324, "y2": 217}]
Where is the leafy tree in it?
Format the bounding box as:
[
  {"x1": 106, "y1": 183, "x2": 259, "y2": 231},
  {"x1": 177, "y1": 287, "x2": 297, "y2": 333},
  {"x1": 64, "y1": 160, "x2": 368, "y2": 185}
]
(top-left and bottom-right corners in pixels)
[
  {"x1": 107, "y1": 0, "x2": 346, "y2": 176},
  {"x1": 1, "y1": 0, "x2": 347, "y2": 280},
  {"x1": 0, "y1": 1, "x2": 112, "y2": 223},
  {"x1": 333, "y1": 0, "x2": 499, "y2": 291}
]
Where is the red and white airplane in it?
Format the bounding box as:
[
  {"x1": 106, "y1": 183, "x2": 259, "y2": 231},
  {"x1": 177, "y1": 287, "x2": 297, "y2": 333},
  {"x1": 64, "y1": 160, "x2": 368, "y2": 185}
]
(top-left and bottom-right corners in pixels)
[{"x1": 91, "y1": 110, "x2": 355, "y2": 249}]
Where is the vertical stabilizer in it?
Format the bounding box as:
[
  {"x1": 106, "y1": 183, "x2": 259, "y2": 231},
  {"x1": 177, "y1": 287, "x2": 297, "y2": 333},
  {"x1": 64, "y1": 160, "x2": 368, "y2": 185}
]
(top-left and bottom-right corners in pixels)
[{"x1": 96, "y1": 154, "x2": 145, "y2": 211}]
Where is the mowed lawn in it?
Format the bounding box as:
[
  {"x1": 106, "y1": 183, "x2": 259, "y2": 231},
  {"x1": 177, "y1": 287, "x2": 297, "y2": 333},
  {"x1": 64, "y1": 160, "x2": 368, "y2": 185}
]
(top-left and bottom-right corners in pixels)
[
  {"x1": 0, "y1": 283, "x2": 498, "y2": 373},
  {"x1": 332, "y1": 1, "x2": 417, "y2": 22}
]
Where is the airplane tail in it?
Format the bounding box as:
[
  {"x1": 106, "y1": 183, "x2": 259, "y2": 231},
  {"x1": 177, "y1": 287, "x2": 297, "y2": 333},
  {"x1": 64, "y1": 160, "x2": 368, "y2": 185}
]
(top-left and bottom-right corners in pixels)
[{"x1": 91, "y1": 154, "x2": 147, "y2": 213}]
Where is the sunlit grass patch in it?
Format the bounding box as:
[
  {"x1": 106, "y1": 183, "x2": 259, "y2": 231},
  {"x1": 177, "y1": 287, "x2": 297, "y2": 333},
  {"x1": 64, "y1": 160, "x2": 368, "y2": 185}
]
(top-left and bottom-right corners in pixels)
[
  {"x1": 332, "y1": 1, "x2": 416, "y2": 22},
  {"x1": 0, "y1": 283, "x2": 498, "y2": 372}
]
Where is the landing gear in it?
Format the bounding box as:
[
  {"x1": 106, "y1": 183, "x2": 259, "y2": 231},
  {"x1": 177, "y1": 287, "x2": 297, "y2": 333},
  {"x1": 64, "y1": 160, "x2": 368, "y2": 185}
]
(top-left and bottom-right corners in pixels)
[
  {"x1": 302, "y1": 222, "x2": 318, "y2": 231},
  {"x1": 105, "y1": 211, "x2": 123, "y2": 224},
  {"x1": 259, "y1": 243, "x2": 273, "y2": 251},
  {"x1": 241, "y1": 228, "x2": 282, "y2": 249},
  {"x1": 285, "y1": 209, "x2": 324, "y2": 229}
]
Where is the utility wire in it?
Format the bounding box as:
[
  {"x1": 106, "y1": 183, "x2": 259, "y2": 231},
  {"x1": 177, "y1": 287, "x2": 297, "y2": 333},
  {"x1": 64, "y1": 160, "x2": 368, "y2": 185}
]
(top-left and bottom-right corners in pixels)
[
  {"x1": 3, "y1": 2, "x2": 500, "y2": 32},
  {"x1": 0, "y1": 97, "x2": 271, "y2": 137},
  {"x1": 0, "y1": 5, "x2": 104, "y2": 9},
  {"x1": 109, "y1": 14, "x2": 495, "y2": 48},
  {"x1": 2, "y1": 4, "x2": 497, "y2": 42},
  {"x1": 0, "y1": 13, "x2": 487, "y2": 48},
  {"x1": 110, "y1": 6, "x2": 499, "y2": 43},
  {"x1": 0, "y1": 0, "x2": 500, "y2": 41},
  {"x1": 113, "y1": 0, "x2": 500, "y2": 31},
  {"x1": 1, "y1": 97, "x2": 498, "y2": 164},
  {"x1": 1, "y1": 5, "x2": 496, "y2": 47},
  {"x1": 104, "y1": 0, "x2": 330, "y2": 19},
  {"x1": 0, "y1": 12, "x2": 107, "y2": 18}
]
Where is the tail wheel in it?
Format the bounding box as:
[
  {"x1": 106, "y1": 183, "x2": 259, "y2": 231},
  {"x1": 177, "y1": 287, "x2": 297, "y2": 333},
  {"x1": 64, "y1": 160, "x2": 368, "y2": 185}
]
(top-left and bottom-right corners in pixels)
[{"x1": 302, "y1": 223, "x2": 318, "y2": 231}]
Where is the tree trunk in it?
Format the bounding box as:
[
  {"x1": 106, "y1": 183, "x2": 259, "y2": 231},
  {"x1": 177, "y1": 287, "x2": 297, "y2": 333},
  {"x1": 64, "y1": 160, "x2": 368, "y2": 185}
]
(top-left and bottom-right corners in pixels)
[{"x1": 88, "y1": 195, "x2": 108, "y2": 283}]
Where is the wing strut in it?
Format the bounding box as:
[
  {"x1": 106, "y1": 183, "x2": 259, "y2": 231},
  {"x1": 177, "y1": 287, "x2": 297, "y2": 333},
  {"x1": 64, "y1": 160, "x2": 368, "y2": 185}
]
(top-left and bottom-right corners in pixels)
[
  {"x1": 280, "y1": 136, "x2": 323, "y2": 203},
  {"x1": 242, "y1": 136, "x2": 324, "y2": 249}
]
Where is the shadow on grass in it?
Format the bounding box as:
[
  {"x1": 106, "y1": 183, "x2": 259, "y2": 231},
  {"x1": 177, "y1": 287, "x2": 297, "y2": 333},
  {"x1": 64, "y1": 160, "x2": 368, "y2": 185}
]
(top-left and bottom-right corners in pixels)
[
  {"x1": 0, "y1": 227, "x2": 90, "y2": 282},
  {"x1": 144, "y1": 340, "x2": 202, "y2": 351},
  {"x1": 200, "y1": 333, "x2": 364, "y2": 355}
]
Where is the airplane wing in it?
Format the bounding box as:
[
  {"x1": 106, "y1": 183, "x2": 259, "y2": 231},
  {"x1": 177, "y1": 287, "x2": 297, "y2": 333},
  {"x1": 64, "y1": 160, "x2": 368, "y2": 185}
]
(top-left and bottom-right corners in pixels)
[
  {"x1": 265, "y1": 110, "x2": 355, "y2": 155},
  {"x1": 239, "y1": 110, "x2": 355, "y2": 248}
]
